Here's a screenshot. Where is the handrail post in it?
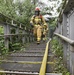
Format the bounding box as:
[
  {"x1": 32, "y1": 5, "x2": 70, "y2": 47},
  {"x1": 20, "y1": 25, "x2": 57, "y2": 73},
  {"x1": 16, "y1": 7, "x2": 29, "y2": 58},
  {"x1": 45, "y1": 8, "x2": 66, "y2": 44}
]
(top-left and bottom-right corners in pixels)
[
  {"x1": 27, "y1": 32, "x2": 29, "y2": 43},
  {"x1": 28, "y1": 31, "x2": 31, "y2": 42},
  {"x1": 30, "y1": 33, "x2": 33, "y2": 42},
  {"x1": 16, "y1": 28, "x2": 19, "y2": 42},
  {"x1": 22, "y1": 30, "x2": 25, "y2": 44},
  {"x1": 4, "y1": 24, "x2": 10, "y2": 51},
  {"x1": 20, "y1": 23, "x2": 22, "y2": 28}
]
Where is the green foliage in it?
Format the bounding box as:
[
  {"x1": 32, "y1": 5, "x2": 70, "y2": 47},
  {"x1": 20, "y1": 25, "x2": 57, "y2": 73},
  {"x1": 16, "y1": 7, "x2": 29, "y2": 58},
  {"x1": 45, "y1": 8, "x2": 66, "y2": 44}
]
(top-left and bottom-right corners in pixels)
[
  {"x1": 0, "y1": 0, "x2": 35, "y2": 54},
  {"x1": 49, "y1": 18, "x2": 57, "y2": 38},
  {"x1": 0, "y1": 0, "x2": 35, "y2": 29},
  {"x1": 0, "y1": 39, "x2": 7, "y2": 55},
  {"x1": 0, "y1": 26, "x2": 4, "y2": 35},
  {"x1": 15, "y1": 0, "x2": 35, "y2": 28},
  {"x1": 9, "y1": 42, "x2": 21, "y2": 52},
  {"x1": 49, "y1": 18, "x2": 57, "y2": 28},
  {"x1": 0, "y1": 26, "x2": 7, "y2": 55},
  {"x1": 51, "y1": 37, "x2": 70, "y2": 75},
  {"x1": 0, "y1": 0, "x2": 16, "y2": 18},
  {"x1": 0, "y1": 26, "x2": 22, "y2": 54}
]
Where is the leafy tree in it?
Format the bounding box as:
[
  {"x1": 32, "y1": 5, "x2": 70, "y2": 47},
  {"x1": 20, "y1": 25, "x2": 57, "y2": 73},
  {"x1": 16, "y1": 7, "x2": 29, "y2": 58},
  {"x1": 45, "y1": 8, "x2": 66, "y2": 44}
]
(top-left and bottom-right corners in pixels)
[
  {"x1": 0, "y1": 0, "x2": 36, "y2": 29},
  {"x1": 0, "y1": 0, "x2": 16, "y2": 18},
  {"x1": 15, "y1": 0, "x2": 35, "y2": 28}
]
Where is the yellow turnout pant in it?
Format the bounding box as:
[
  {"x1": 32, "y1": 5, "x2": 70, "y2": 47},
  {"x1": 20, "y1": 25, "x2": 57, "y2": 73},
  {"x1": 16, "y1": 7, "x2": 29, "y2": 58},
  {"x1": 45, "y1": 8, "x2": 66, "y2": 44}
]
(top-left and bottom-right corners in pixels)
[{"x1": 33, "y1": 25, "x2": 42, "y2": 42}]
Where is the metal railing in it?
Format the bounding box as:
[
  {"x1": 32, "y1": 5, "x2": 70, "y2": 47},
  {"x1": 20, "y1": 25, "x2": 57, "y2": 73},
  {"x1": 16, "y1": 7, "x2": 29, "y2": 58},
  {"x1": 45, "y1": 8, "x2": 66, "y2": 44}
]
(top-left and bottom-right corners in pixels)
[
  {"x1": 54, "y1": 32, "x2": 74, "y2": 74},
  {"x1": 54, "y1": 33, "x2": 74, "y2": 45},
  {"x1": 0, "y1": 13, "x2": 34, "y2": 51}
]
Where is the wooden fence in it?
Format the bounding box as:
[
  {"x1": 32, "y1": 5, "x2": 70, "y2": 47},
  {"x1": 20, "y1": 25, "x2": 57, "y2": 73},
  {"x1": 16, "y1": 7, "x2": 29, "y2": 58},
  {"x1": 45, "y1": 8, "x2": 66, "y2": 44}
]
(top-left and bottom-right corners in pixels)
[
  {"x1": 55, "y1": 0, "x2": 74, "y2": 75},
  {"x1": 0, "y1": 13, "x2": 34, "y2": 51}
]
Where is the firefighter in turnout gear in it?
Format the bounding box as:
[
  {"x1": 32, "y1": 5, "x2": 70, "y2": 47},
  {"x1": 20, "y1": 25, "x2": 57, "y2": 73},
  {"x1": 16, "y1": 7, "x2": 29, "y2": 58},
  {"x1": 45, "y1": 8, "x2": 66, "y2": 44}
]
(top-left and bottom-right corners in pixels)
[{"x1": 30, "y1": 7, "x2": 48, "y2": 44}]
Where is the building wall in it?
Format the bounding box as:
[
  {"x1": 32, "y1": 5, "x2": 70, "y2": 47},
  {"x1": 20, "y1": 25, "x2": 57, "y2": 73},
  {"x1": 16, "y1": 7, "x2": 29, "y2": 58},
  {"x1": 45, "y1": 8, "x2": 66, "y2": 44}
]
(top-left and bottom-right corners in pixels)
[{"x1": 56, "y1": 7, "x2": 74, "y2": 75}]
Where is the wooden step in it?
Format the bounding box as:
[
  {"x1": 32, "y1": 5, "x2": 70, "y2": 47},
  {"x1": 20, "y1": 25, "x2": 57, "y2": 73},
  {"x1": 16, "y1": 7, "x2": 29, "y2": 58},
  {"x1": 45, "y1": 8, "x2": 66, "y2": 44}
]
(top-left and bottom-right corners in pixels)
[{"x1": 0, "y1": 71, "x2": 62, "y2": 75}]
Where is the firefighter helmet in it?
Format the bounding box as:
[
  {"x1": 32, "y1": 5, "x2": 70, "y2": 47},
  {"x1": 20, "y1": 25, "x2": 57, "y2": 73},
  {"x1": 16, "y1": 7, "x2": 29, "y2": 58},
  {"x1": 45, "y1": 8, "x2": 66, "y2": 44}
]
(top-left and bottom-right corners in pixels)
[{"x1": 35, "y1": 7, "x2": 40, "y2": 11}]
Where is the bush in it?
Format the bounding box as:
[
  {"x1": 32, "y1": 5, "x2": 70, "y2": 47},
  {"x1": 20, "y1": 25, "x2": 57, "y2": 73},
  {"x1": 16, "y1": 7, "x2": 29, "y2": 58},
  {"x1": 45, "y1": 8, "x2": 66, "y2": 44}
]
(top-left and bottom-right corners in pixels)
[
  {"x1": 9, "y1": 42, "x2": 21, "y2": 52},
  {"x1": 51, "y1": 37, "x2": 70, "y2": 75},
  {"x1": 0, "y1": 39, "x2": 7, "y2": 55}
]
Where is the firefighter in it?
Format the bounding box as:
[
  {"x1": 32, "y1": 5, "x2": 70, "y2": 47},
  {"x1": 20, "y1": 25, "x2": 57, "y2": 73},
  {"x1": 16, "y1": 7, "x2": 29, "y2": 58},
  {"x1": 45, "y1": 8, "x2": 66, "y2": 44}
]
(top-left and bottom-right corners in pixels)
[{"x1": 30, "y1": 7, "x2": 48, "y2": 44}]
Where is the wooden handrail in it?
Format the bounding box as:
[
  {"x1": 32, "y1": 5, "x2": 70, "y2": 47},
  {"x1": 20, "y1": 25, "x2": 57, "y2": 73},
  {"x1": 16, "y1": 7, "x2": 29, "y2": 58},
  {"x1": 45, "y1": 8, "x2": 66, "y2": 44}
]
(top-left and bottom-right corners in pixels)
[
  {"x1": 6, "y1": 34, "x2": 27, "y2": 36},
  {"x1": 54, "y1": 33, "x2": 74, "y2": 45},
  {"x1": 0, "y1": 12, "x2": 34, "y2": 50},
  {"x1": 0, "y1": 12, "x2": 25, "y2": 28}
]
